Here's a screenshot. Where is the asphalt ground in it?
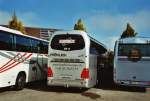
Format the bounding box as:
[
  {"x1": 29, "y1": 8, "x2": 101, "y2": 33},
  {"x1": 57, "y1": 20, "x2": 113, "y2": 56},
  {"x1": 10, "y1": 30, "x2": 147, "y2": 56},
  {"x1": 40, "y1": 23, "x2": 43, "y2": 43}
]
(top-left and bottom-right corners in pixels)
[{"x1": 0, "y1": 80, "x2": 149, "y2": 101}]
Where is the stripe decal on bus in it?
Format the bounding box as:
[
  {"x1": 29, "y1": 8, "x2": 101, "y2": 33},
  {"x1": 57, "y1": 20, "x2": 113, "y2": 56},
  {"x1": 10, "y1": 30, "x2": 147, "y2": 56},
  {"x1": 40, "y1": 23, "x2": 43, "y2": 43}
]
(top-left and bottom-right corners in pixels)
[
  {"x1": 0, "y1": 51, "x2": 14, "y2": 60},
  {"x1": 0, "y1": 53, "x2": 20, "y2": 70},
  {"x1": 0, "y1": 53, "x2": 27, "y2": 71},
  {"x1": 0, "y1": 53, "x2": 32, "y2": 73}
]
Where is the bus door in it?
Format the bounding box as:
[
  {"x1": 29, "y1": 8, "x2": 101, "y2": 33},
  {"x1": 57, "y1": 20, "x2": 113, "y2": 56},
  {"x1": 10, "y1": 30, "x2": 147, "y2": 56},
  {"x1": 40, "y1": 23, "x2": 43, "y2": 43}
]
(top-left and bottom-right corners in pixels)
[
  {"x1": 29, "y1": 40, "x2": 42, "y2": 81},
  {"x1": 36, "y1": 53, "x2": 44, "y2": 80},
  {"x1": 36, "y1": 41, "x2": 48, "y2": 80},
  {"x1": 29, "y1": 57, "x2": 38, "y2": 81}
]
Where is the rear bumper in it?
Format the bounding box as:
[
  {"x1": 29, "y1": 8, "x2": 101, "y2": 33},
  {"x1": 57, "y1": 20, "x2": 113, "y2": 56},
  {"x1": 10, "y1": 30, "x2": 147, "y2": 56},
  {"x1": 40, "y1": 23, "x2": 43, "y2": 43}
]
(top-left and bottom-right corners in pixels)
[
  {"x1": 47, "y1": 78, "x2": 90, "y2": 88},
  {"x1": 115, "y1": 80, "x2": 150, "y2": 87}
]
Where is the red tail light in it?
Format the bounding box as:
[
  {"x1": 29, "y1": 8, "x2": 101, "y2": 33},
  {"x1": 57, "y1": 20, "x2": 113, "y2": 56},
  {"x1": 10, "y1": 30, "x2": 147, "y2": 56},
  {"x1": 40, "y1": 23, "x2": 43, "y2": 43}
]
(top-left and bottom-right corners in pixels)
[
  {"x1": 81, "y1": 68, "x2": 89, "y2": 79},
  {"x1": 48, "y1": 67, "x2": 53, "y2": 77}
]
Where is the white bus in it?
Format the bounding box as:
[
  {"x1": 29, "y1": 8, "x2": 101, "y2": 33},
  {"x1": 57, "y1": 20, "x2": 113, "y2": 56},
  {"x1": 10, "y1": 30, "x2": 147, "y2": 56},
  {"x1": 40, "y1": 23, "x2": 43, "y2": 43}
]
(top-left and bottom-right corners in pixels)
[
  {"x1": 0, "y1": 26, "x2": 48, "y2": 90},
  {"x1": 114, "y1": 37, "x2": 150, "y2": 87},
  {"x1": 47, "y1": 30, "x2": 107, "y2": 88}
]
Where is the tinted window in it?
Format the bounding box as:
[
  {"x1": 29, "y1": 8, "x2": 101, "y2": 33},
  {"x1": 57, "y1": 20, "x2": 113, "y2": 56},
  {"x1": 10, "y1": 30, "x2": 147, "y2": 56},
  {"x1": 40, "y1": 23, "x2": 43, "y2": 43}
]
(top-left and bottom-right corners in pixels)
[
  {"x1": 31, "y1": 40, "x2": 48, "y2": 54},
  {"x1": 90, "y1": 41, "x2": 98, "y2": 54},
  {"x1": 0, "y1": 30, "x2": 13, "y2": 51},
  {"x1": 38, "y1": 41, "x2": 48, "y2": 54},
  {"x1": 41, "y1": 42, "x2": 48, "y2": 54},
  {"x1": 118, "y1": 44, "x2": 150, "y2": 56},
  {"x1": 15, "y1": 35, "x2": 31, "y2": 52},
  {"x1": 90, "y1": 48, "x2": 98, "y2": 54},
  {"x1": 31, "y1": 39, "x2": 40, "y2": 53},
  {"x1": 51, "y1": 34, "x2": 85, "y2": 51}
]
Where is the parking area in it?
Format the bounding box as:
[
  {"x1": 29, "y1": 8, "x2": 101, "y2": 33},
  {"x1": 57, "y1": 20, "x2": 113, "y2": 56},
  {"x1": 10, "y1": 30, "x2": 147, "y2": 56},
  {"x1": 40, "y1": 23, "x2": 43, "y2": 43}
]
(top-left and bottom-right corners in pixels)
[{"x1": 0, "y1": 80, "x2": 150, "y2": 101}]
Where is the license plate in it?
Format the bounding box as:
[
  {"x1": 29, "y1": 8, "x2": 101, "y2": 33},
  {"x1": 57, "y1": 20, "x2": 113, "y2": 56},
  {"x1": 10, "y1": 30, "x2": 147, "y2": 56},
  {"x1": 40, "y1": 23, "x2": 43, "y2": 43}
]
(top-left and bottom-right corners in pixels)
[{"x1": 131, "y1": 81, "x2": 139, "y2": 85}]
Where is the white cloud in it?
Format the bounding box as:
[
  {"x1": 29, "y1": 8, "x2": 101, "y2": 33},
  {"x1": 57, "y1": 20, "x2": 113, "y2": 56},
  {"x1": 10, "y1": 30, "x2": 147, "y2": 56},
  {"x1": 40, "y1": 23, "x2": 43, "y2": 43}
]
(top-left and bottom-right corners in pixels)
[
  {"x1": 86, "y1": 10, "x2": 150, "y2": 34},
  {"x1": 85, "y1": 10, "x2": 150, "y2": 50},
  {"x1": 106, "y1": 36, "x2": 119, "y2": 50}
]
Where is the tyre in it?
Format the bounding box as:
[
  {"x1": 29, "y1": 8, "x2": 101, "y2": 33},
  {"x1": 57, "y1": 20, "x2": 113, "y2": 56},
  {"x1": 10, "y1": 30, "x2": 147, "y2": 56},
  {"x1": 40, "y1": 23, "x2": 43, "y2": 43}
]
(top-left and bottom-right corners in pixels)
[{"x1": 15, "y1": 73, "x2": 26, "y2": 90}]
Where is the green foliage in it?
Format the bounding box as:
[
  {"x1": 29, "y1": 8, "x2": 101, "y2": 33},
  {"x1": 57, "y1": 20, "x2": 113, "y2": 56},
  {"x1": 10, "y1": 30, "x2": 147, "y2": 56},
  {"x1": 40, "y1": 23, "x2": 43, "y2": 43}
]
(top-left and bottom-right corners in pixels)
[
  {"x1": 9, "y1": 12, "x2": 18, "y2": 30},
  {"x1": 17, "y1": 21, "x2": 26, "y2": 34},
  {"x1": 121, "y1": 23, "x2": 138, "y2": 38},
  {"x1": 74, "y1": 19, "x2": 86, "y2": 32},
  {"x1": 8, "y1": 12, "x2": 26, "y2": 34}
]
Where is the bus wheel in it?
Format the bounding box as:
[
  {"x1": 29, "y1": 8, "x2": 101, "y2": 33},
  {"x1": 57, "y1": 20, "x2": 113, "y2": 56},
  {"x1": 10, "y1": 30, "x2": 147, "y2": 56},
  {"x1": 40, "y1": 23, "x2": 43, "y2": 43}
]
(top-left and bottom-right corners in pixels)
[{"x1": 15, "y1": 73, "x2": 26, "y2": 90}]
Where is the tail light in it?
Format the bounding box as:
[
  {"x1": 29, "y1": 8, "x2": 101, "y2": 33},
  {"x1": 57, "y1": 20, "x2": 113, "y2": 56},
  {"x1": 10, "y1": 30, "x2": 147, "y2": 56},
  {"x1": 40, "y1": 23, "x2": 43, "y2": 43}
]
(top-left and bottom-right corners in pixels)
[
  {"x1": 47, "y1": 67, "x2": 53, "y2": 77},
  {"x1": 81, "y1": 68, "x2": 89, "y2": 79}
]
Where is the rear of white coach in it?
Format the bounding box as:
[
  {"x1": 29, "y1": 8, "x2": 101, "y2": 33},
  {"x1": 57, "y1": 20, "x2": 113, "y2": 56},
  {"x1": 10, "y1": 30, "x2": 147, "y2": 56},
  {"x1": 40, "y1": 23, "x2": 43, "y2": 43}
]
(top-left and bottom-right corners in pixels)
[
  {"x1": 47, "y1": 30, "x2": 96, "y2": 88},
  {"x1": 114, "y1": 37, "x2": 150, "y2": 87}
]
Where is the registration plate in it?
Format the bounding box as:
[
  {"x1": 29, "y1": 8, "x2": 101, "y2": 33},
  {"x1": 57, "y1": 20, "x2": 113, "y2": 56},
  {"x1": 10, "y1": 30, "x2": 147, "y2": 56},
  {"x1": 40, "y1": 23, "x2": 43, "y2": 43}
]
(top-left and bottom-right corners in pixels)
[{"x1": 131, "y1": 81, "x2": 139, "y2": 85}]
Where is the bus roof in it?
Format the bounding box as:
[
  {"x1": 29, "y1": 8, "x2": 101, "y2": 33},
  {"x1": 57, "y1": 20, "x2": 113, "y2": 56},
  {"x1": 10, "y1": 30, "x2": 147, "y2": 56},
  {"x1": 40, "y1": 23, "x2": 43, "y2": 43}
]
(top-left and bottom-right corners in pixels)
[
  {"x1": 88, "y1": 35, "x2": 107, "y2": 51},
  {"x1": 118, "y1": 37, "x2": 150, "y2": 44},
  {"x1": 0, "y1": 26, "x2": 48, "y2": 42}
]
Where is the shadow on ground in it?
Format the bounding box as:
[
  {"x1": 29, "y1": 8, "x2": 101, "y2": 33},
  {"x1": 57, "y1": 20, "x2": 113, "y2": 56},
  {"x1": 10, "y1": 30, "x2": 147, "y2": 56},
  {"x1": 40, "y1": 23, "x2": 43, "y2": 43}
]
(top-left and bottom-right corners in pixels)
[
  {"x1": 0, "y1": 87, "x2": 11, "y2": 93},
  {"x1": 0, "y1": 80, "x2": 147, "y2": 100},
  {"x1": 26, "y1": 80, "x2": 87, "y2": 94},
  {"x1": 81, "y1": 91, "x2": 103, "y2": 100},
  {"x1": 26, "y1": 79, "x2": 146, "y2": 93},
  {"x1": 0, "y1": 80, "x2": 146, "y2": 94},
  {"x1": 97, "y1": 83, "x2": 146, "y2": 93}
]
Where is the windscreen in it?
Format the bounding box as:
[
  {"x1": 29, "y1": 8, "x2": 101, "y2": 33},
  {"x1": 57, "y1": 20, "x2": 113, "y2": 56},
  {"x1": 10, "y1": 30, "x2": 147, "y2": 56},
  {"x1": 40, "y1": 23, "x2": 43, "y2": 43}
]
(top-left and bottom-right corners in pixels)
[
  {"x1": 51, "y1": 34, "x2": 85, "y2": 51},
  {"x1": 118, "y1": 44, "x2": 150, "y2": 57}
]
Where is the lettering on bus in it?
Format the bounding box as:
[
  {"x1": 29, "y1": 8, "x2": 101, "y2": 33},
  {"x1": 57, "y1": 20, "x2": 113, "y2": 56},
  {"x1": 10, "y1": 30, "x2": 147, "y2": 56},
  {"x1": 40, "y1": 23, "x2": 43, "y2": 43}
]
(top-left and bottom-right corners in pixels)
[
  {"x1": 55, "y1": 66, "x2": 78, "y2": 71},
  {"x1": 53, "y1": 63, "x2": 82, "y2": 66},
  {"x1": 49, "y1": 53, "x2": 67, "y2": 57}
]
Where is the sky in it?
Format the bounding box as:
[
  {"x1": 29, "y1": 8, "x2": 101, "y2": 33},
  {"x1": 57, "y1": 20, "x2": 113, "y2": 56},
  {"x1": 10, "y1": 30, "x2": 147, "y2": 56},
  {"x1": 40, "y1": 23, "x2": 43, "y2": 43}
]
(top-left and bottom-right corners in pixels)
[{"x1": 0, "y1": 0, "x2": 150, "y2": 50}]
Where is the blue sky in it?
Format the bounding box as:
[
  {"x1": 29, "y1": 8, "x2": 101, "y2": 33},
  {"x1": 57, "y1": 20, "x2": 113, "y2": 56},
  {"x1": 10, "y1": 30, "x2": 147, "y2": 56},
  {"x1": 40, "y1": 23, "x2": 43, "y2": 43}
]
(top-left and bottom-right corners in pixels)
[{"x1": 0, "y1": 0, "x2": 150, "y2": 50}]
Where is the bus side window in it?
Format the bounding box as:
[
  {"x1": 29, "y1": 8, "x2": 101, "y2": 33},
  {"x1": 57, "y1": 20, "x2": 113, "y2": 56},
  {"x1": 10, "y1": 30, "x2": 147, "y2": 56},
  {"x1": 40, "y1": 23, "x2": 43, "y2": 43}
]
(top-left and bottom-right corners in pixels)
[
  {"x1": 37, "y1": 41, "x2": 48, "y2": 54},
  {"x1": 0, "y1": 30, "x2": 13, "y2": 51},
  {"x1": 90, "y1": 48, "x2": 98, "y2": 54},
  {"x1": 90, "y1": 40, "x2": 98, "y2": 55},
  {"x1": 15, "y1": 35, "x2": 32, "y2": 52},
  {"x1": 41, "y1": 42, "x2": 48, "y2": 54},
  {"x1": 37, "y1": 41, "x2": 43, "y2": 53},
  {"x1": 31, "y1": 39, "x2": 40, "y2": 53}
]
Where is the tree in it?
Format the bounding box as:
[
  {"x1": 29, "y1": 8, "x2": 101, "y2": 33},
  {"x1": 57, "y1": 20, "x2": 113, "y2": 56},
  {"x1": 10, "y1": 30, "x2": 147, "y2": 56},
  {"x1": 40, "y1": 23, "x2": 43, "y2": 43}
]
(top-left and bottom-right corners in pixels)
[
  {"x1": 8, "y1": 12, "x2": 26, "y2": 34},
  {"x1": 121, "y1": 23, "x2": 137, "y2": 39},
  {"x1": 74, "y1": 19, "x2": 86, "y2": 32},
  {"x1": 9, "y1": 12, "x2": 18, "y2": 30},
  {"x1": 17, "y1": 21, "x2": 26, "y2": 34}
]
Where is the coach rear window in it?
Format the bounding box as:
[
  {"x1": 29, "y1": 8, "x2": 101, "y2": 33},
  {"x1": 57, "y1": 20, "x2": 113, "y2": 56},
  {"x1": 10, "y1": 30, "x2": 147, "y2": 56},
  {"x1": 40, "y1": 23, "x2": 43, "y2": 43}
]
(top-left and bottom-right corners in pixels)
[{"x1": 51, "y1": 34, "x2": 85, "y2": 51}]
